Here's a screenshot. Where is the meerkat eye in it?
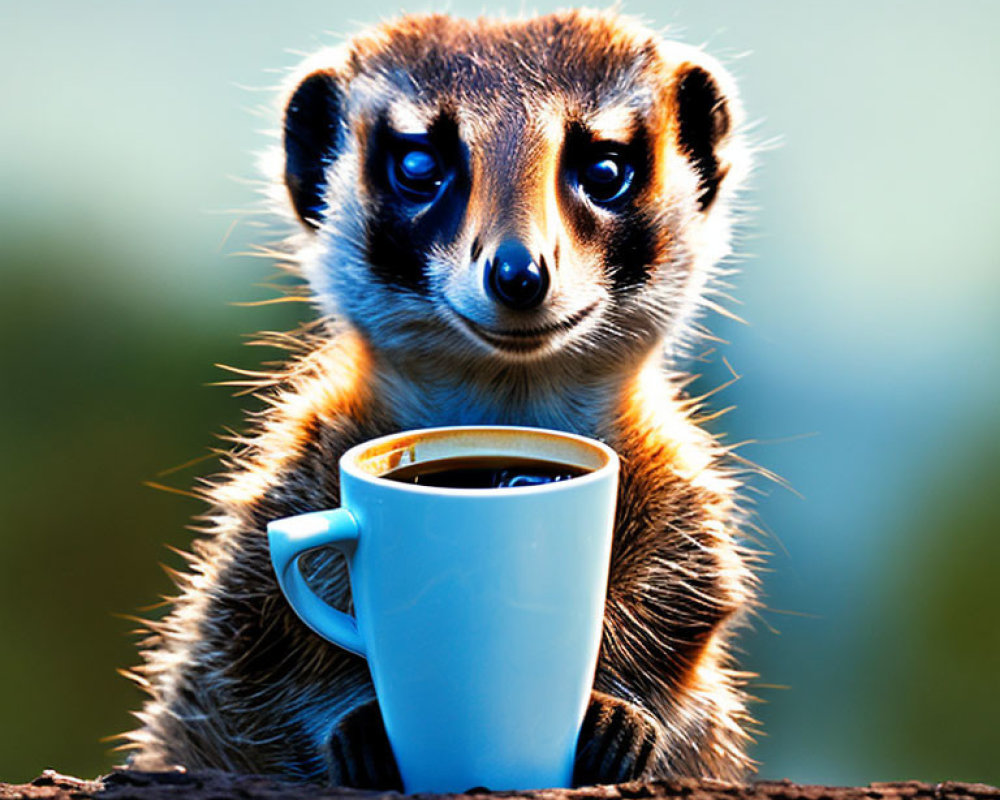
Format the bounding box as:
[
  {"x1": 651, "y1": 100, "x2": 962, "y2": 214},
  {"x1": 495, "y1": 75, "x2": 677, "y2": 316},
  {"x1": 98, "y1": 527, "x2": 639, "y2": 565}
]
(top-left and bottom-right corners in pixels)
[
  {"x1": 389, "y1": 147, "x2": 444, "y2": 204},
  {"x1": 578, "y1": 152, "x2": 635, "y2": 205}
]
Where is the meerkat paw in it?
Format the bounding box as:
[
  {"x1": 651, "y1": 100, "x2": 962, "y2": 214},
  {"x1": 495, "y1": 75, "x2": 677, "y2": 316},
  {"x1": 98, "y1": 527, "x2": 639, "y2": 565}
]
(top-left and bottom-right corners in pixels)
[
  {"x1": 573, "y1": 691, "x2": 661, "y2": 786},
  {"x1": 326, "y1": 698, "x2": 403, "y2": 790}
]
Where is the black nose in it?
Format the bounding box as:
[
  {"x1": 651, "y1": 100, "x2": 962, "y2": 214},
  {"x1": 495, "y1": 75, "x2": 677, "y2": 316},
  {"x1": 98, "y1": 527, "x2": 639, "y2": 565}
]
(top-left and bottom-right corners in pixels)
[{"x1": 485, "y1": 240, "x2": 549, "y2": 310}]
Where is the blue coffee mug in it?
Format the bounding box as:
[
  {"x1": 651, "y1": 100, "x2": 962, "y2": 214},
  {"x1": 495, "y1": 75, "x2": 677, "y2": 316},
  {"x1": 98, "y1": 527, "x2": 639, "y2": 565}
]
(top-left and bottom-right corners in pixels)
[{"x1": 268, "y1": 426, "x2": 619, "y2": 792}]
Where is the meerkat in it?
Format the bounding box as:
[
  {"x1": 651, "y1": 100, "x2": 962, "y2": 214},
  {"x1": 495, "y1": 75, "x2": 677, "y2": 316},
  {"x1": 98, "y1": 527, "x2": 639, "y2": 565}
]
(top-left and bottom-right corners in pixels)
[{"x1": 124, "y1": 10, "x2": 758, "y2": 788}]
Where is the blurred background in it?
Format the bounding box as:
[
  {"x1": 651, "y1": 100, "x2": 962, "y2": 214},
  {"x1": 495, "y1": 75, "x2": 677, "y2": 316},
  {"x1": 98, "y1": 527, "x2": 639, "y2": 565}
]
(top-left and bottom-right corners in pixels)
[{"x1": 1, "y1": 0, "x2": 997, "y2": 787}]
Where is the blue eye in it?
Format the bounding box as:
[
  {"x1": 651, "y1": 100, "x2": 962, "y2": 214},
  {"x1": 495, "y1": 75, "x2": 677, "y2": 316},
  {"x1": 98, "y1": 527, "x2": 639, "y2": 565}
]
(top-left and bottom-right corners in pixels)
[
  {"x1": 400, "y1": 150, "x2": 436, "y2": 180},
  {"x1": 390, "y1": 147, "x2": 443, "y2": 203},
  {"x1": 579, "y1": 153, "x2": 635, "y2": 204},
  {"x1": 586, "y1": 158, "x2": 620, "y2": 185}
]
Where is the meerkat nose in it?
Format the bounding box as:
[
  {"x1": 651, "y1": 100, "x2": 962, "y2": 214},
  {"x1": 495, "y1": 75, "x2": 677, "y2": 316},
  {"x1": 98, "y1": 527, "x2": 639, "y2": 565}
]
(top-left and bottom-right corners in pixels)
[{"x1": 485, "y1": 239, "x2": 549, "y2": 310}]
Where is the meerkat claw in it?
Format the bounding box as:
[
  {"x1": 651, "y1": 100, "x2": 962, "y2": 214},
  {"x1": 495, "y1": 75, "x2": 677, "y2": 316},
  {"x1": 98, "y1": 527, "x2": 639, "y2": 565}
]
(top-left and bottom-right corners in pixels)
[
  {"x1": 326, "y1": 698, "x2": 403, "y2": 790},
  {"x1": 573, "y1": 691, "x2": 661, "y2": 786}
]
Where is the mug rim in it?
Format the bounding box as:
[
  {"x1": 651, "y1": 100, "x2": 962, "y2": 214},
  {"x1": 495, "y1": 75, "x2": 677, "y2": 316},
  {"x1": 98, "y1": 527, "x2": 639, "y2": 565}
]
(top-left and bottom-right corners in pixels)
[{"x1": 340, "y1": 425, "x2": 619, "y2": 497}]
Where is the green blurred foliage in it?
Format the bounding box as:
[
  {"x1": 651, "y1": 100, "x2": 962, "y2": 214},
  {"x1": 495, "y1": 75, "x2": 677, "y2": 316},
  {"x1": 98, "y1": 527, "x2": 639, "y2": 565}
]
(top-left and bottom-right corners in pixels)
[
  {"x1": 855, "y1": 429, "x2": 1000, "y2": 782},
  {"x1": 0, "y1": 218, "x2": 306, "y2": 780}
]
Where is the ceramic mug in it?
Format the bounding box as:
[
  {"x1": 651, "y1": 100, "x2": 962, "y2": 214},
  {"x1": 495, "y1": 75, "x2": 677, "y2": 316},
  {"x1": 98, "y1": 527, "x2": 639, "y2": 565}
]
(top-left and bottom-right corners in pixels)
[{"x1": 267, "y1": 426, "x2": 619, "y2": 793}]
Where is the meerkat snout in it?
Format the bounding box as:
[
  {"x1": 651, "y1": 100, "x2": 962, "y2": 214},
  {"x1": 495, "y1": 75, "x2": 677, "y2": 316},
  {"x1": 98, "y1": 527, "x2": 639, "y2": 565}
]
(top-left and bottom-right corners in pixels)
[{"x1": 485, "y1": 239, "x2": 549, "y2": 310}]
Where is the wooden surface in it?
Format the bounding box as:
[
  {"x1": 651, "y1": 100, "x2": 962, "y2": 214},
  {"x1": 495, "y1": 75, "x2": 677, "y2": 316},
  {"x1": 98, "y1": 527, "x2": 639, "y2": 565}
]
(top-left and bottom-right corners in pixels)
[{"x1": 1, "y1": 771, "x2": 998, "y2": 800}]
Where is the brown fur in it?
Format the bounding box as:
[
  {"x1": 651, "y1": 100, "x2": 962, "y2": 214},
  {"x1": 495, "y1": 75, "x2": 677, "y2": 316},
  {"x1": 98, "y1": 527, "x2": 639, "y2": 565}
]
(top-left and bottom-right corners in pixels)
[{"x1": 125, "y1": 9, "x2": 759, "y2": 785}]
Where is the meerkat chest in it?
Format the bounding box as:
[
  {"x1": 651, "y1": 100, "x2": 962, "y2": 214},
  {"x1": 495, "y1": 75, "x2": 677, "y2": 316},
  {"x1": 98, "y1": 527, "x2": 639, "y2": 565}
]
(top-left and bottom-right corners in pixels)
[{"x1": 373, "y1": 368, "x2": 619, "y2": 438}]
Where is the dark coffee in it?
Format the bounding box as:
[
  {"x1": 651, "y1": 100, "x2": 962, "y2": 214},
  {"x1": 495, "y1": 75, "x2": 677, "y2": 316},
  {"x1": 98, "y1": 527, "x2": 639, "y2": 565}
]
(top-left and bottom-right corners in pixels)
[{"x1": 382, "y1": 455, "x2": 591, "y2": 489}]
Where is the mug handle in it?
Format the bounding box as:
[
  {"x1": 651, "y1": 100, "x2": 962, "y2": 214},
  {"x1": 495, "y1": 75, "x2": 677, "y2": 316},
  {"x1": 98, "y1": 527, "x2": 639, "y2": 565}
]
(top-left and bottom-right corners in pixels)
[{"x1": 267, "y1": 509, "x2": 366, "y2": 657}]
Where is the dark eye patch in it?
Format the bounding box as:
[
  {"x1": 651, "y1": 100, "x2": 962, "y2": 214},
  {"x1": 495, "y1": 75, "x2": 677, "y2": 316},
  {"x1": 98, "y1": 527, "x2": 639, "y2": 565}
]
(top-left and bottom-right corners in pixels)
[
  {"x1": 606, "y1": 207, "x2": 658, "y2": 293},
  {"x1": 561, "y1": 120, "x2": 646, "y2": 208},
  {"x1": 559, "y1": 120, "x2": 657, "y2": 291},
  {"x1": 363, "y1": 112, "x2": 469, "y2": 293}
]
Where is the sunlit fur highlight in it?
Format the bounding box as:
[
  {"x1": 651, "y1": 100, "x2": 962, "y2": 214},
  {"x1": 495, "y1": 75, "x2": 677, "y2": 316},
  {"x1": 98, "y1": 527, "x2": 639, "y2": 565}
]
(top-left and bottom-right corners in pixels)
[{"x1": 125, "y1": 8, "x2": 762, "y2": 786}]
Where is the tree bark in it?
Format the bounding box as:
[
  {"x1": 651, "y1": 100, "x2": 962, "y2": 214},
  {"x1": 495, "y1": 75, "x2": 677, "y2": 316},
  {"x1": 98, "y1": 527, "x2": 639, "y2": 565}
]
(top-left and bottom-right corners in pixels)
[{"x1": 1, "y1": 771, "x2": 997, "y2": 800}]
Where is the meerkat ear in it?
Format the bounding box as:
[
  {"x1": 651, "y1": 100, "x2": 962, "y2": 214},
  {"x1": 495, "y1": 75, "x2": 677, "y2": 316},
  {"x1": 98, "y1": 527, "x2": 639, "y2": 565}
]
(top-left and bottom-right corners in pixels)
[
  {"x1": 283, "y1": 69, "x2": 345, "y2": 229},
  {"x1": 674, "y1": 62, "x2": 741, "y2": 212}
]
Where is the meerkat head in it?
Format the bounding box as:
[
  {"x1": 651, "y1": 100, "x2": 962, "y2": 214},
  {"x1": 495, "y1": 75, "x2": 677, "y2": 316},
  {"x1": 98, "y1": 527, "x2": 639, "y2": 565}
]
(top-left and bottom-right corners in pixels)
[{"x1": 278, "y1": 11, "x2": 746, "y2": 381}]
